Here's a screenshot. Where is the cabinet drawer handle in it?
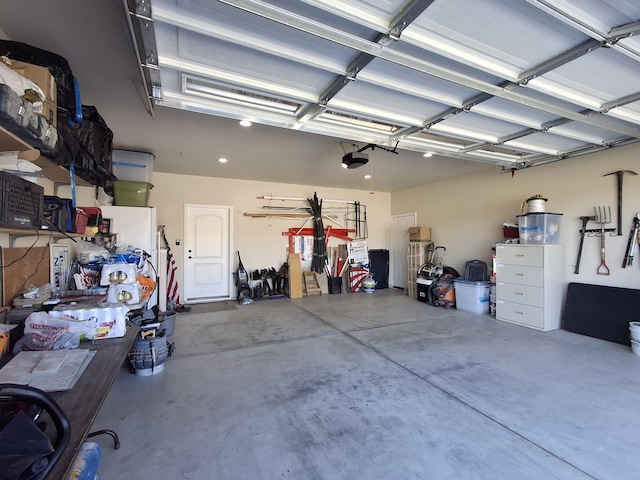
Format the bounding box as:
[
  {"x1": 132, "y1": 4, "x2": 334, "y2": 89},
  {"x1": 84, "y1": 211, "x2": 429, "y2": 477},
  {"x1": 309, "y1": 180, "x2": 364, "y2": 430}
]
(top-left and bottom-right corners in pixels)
[
  {"x1": 515, "y1": 254, "x2": 525, "y2": 257},
  {"x1": 515, "y1": 273, "x2": 524, "y2": 276},
  {"x1": 515, "y1": 311, "x2": 524, "y2": 315},
  {"x1": 515, "y1": 292, "x2": 524, "y2": 296}
]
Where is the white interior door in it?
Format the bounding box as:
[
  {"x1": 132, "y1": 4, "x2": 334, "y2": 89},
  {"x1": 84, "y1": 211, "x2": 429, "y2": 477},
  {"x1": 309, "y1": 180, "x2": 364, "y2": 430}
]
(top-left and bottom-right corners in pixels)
[
  {"x1": 390, "y1": 213, "x2": 416, "y2": 288},
  {"x1": 184, "y1": 204, "x2": 232, "y2": 303}
]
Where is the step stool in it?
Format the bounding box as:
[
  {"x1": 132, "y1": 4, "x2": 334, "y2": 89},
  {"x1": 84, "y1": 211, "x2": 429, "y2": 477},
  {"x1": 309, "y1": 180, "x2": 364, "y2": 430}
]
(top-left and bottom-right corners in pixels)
[{"x1": 303, "y1": 271, "x2": 322, "y2": 296}]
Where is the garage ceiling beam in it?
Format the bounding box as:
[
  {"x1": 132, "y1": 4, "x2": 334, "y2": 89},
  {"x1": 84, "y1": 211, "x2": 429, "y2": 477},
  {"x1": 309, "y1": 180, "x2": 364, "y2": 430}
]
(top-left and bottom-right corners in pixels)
[
  {"x1": 388, "y1": 0, "x2": 436, "y2": 40},
  {"x1": 216, "y1": 0, "x2": 640, "y2": 139},
  {"x1": 518, "y1": 38, "x2": 603, "y2": 85}
]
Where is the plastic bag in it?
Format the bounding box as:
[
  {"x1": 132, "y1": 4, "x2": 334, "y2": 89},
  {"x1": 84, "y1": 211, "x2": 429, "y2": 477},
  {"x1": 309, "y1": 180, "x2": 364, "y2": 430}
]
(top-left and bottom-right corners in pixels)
[
  {"x1": 50, "y1": 303, "x2": 128, "y2": 340},
  {"x1": 74, "y1": 239, "x2": 109, "y2": 264},
  {"x1": 21, "y1": 311, "x2": 96, "y2": 351}
]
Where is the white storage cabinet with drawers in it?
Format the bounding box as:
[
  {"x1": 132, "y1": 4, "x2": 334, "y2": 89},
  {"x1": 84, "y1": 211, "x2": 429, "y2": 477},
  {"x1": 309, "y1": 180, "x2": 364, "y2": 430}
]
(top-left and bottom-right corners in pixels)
[{"x1": 495, "y1": 244, "x2": 563, "y2": 331}]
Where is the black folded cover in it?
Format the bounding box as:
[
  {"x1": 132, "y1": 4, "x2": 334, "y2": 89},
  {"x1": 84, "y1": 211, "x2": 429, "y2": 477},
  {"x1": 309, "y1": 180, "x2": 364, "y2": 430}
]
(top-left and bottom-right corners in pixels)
[{"x1": 563, "y1": 282, "x2": 639, "y2": 346}]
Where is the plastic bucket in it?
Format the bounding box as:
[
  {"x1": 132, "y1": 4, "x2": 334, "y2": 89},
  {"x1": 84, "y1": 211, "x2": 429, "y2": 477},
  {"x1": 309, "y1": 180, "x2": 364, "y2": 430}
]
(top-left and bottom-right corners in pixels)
[
  {"x1": 159, "y1": 311, "x2": 177, "y2": 337},
  {"x1": 630, "y1": 322, "x2": 640, "y2": 356}
]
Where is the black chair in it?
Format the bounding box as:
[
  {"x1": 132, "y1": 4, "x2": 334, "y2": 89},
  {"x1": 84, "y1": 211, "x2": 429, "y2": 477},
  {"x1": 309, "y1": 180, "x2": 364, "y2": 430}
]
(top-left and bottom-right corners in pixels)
[{"x1": 0, "y1": 383, "x2": 71, "y2": 480}]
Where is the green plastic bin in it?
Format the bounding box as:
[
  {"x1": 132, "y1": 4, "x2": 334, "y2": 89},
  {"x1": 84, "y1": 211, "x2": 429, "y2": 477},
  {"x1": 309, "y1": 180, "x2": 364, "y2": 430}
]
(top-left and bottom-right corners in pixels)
[{"x1": 113, "y1": 181, "x2": 153, "y2": 207}]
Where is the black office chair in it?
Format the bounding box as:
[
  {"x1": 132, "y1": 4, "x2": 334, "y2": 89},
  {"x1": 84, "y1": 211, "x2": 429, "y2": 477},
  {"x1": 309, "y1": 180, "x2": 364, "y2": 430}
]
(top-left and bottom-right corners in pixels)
[
  {"x1": 0, "y1": 383, "x2": 70, "y2": 480},
  {"x1": 87, "y1": 428, "x2": 120, "y2": 449}
]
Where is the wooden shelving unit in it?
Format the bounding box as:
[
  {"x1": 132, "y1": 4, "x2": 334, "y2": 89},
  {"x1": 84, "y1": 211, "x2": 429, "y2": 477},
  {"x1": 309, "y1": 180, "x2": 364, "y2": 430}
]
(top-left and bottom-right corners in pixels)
[
  {"x1": 0, "y1": 227, "x2": 84, "y2": 247},
  {"x1": 0, "y1": 125, "x2": 90, "y2": 187}
]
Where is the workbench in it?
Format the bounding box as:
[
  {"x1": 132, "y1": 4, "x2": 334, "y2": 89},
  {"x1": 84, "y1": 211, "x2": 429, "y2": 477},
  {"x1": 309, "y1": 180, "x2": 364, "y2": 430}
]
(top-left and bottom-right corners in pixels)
[{"x1": 45, "y1": 325, "x2": 138, "y2": 479}]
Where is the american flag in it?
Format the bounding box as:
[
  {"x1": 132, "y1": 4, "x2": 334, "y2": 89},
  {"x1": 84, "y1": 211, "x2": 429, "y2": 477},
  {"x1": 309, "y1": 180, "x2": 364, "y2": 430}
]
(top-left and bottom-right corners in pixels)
[
  {"x1": 160, "y1": 226, "x2": 180, "y2": 307},
  {"x1": 166, "y1": 249, "x2": 180, "y2": 305}
]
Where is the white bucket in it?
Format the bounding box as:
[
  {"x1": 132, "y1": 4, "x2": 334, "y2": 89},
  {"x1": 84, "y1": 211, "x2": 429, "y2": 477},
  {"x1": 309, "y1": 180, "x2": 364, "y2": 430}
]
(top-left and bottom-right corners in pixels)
[
  {"x1": 135, "y1": 362, "x2": 165, "y2": 376},
  {"x1": 630, "y1": 322, "x2": 640, "y2": 356}
]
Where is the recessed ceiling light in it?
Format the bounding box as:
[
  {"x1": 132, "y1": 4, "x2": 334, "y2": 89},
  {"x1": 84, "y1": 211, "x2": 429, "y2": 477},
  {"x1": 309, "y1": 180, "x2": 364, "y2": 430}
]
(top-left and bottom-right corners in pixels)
[
  {"x1": 239, "y1": 120, "x2": 252, "y2": 127},
  {"x1": 423, "y1": 152, "x2": 433, "y2": 157},
  {"x1": 364, "y1": 174, "x2": 371, "y2": 179},
  {"x1": 218, "y1": 157, "x2": 228, "y2": 163}
]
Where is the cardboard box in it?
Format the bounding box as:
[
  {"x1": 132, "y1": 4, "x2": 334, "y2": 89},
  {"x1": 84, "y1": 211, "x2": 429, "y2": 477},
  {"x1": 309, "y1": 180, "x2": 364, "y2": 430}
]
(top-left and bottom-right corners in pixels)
[
  {"x1": 407, "y1": 226, "x2": 431, "y2": 242},
  {"x1": 9, "y1": 61, "x2": 57, "y2": 126},
  {"x1": 9, "y1": 61, "x2": 56, "y2": 101},
  {"x1": 288, "y1": 253, "x2": 303, "y2": 298}
]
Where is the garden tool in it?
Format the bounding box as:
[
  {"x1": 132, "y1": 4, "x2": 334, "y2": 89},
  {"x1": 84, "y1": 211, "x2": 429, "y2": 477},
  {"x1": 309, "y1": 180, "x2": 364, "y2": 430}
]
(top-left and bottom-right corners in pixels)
[
  {"x1": 604, "y1": 170, "x2": 637, "y2": 235},
  {"x1": 622, "y1": 212, "x2": 640, "y2": 268},
  {"x1": 574, "y1": 215, "x2": 594, "y2": 274},
  {"x1": 595, "y1": 206, "x2": 611, "y2": 275}
]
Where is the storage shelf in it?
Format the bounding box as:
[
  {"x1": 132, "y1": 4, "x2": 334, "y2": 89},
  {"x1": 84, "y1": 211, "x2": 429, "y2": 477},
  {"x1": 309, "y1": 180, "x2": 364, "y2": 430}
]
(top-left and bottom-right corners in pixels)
[
  {"x1": 0, "y1": 125, "x2": 90, "y2": 187},
  {"x1": 0, "y1": 124, "x2": 36, "y2": 153},
  {"x1": 33, "y1": 155, "x2": 90, "y2": 187},
  {"x1": 0, "y1": 227, "x2": 84, "y2": 247}
]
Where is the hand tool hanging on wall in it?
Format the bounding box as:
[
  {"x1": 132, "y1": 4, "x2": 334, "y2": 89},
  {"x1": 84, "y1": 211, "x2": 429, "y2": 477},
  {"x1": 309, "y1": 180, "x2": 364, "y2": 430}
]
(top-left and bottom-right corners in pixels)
[
  {"x1": 595, "y1": 206, "x2": 612, "y2": 275},
  {"x1": 574, "y1": 215, "x2": 595, "y2": 274},
  {"x1": 604, "y1": 170, "x2": 637, "y2": 235},
  {"x1": 622, "y1": 212, "x2": 640, "y2": 268}
]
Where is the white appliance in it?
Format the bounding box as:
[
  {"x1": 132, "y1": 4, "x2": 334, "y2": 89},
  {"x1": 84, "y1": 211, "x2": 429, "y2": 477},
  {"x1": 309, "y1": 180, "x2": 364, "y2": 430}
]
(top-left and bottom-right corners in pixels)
[{"x1": 99, "y1": 206, "x2": 158, "y2": 308}]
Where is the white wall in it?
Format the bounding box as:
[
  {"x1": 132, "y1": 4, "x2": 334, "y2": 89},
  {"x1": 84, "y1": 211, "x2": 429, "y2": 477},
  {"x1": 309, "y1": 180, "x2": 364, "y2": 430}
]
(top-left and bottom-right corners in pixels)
[
  {"x1": 392, "y1": 142, "x2": 640, "y2": 291},
  {"x1": 150, "y1": 172, "x2": 391, "y2": 299},
  {"x1": 4, "y1": 141, "x2": 637, "y2": 301}
]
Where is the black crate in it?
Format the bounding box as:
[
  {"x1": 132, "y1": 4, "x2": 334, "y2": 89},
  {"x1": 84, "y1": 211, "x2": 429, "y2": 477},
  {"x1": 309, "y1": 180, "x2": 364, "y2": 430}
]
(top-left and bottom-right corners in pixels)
[{"x1": 0, "y1": 171, "x2": 44, "y2": 229}]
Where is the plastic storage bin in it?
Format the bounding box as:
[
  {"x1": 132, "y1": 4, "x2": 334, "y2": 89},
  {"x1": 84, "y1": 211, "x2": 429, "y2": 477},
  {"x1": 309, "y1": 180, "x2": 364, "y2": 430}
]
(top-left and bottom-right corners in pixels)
[
  {"x1": 112, "y1": 150, "x2": 154, "y2": 183},
  {"x1": 113, "y1": 180, "x2": 153, "y2": 207},
  {"x1": 517, "y1": 212, "x2": 562, "y2": 244},
  {"x1": 454, "y1": 278, "x2": 490, "y2": 314}
]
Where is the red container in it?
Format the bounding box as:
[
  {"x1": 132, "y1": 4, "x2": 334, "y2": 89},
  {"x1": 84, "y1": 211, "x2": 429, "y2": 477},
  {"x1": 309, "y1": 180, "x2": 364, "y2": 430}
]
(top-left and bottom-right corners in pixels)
[
  {"x1": 74, "y1": 208, "x2": 89, "y2": 235},
  {"x1": 503, "y1": 226, "x2": 519, "y2": 239},
  {"x1": 81, "y1": 207, "x2": 102, "y2": 227}
]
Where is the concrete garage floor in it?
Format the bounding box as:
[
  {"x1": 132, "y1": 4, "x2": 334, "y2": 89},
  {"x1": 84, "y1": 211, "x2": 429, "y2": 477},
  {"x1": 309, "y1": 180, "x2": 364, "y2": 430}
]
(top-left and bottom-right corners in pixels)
[{"x1": 93, "y1": 288, "x2": 640, "y2": 480}]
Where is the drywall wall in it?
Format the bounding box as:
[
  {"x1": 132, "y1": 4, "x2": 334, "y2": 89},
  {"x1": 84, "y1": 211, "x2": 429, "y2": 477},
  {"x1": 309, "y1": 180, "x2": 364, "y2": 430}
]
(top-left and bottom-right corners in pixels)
[
  {"x1": 150, "y1": 172, "x2": 391, "y2": 299},
  {"x1": 392, "y1": 142, "x2": 640, "y2": 291}
]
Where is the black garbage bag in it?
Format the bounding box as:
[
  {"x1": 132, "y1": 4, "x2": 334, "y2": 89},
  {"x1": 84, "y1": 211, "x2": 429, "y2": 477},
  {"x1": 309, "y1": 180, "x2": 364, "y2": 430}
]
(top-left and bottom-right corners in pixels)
[
  {"x1": 0, "y1": 40, "x2": 78, "y2": 119},
  {"x1": 75, "y1": 105, "x2": 116, "y2": 192}
]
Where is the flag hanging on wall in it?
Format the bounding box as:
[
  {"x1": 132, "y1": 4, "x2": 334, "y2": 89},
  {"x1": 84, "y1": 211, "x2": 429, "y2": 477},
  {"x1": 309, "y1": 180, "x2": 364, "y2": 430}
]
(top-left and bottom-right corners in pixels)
[
  {"x1": 167, "y1": 249, "x2": 180, "y2": 306},
  {"x1": 160, "y1": 226, "x2": 180, "y2": 308}
]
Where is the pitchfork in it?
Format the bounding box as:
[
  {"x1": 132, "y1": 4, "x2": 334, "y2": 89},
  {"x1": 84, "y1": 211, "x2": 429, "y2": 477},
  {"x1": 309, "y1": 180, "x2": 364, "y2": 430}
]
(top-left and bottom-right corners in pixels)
[{"x1": 595, "y1": 206, "x2": 612, "y2": 275}]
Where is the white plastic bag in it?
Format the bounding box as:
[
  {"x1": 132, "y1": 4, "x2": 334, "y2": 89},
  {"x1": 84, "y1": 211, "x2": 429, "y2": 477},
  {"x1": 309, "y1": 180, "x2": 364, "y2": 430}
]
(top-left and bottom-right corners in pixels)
[{"x1": 21, "y1": 312, "x2": 96, "y2": 351}]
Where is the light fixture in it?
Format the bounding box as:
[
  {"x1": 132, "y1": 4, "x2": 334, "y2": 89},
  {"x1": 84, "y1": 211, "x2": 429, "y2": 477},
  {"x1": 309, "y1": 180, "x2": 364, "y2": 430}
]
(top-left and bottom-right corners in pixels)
[
  {"x1": 341, "y1": 152, "x2": 369, "y2": 169},
  {"x1": 423, "y1": 152, "x2": 433, "y2": 157},
  {"x1": 364, "y1": 174, "x2": 372, "y2": 179},
  {"x1": 218, "y1": 157, "x2": 228, "y2": 163},
  {"x1": 239, "y1": 119, "x2": 252, "y2": 127}
]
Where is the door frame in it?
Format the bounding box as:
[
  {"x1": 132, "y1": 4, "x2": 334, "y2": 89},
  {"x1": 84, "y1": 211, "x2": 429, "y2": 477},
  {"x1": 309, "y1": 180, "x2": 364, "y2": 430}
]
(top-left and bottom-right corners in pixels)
[
  {"x1": 390, "y1": 212, "x2": 417, "y2": 288},
  {"x1": 183, "y1": 203, "x2": 234, "y2": 303}
]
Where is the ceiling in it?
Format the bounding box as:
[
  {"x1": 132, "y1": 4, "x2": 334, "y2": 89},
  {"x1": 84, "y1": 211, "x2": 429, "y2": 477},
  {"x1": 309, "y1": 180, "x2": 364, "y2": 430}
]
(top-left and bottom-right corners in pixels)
[{"x1": 2, "y1": 0, "x2": 640, "y2": 192}]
